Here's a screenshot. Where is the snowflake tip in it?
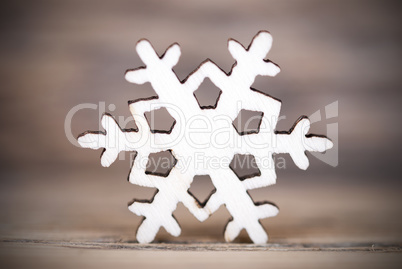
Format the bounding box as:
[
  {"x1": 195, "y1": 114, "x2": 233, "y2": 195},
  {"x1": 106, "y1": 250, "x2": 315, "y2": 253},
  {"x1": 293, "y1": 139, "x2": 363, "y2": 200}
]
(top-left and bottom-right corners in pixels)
[
  {"x1": 136, "y1": 39, "x2": 159, "y2": 65},
  {"x1": 100, "y1": 149, "x2": 118, "y2": 167},
  {"x1": 228, "y1": 38, "x2": 247, "y2": 59},
  {"x1": 249, "y1": 31, "x2": 273, "y2": 59},
  {"x1": 77, "y1": 132, "x2": 104, "y2": 150},
  {"x1": 162, "y1": 43, "x2": 181, "y2": 67},
  {"x1": 125, "y1": 67, "x2": 148, "y2": 84}
]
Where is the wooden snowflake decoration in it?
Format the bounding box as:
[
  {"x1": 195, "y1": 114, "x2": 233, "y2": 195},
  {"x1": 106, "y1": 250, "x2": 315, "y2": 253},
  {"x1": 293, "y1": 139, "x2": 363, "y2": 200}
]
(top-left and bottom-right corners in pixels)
[{"x1": 78, "y1": 31, "x2": 333, "y2": 244}]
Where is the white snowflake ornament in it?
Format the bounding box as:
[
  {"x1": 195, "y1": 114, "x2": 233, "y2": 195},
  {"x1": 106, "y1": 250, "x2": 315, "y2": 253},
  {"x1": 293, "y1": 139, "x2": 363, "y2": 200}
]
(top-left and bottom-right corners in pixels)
[{"x1": 78, "y1": 31, "x2": 333, "y2": 244}]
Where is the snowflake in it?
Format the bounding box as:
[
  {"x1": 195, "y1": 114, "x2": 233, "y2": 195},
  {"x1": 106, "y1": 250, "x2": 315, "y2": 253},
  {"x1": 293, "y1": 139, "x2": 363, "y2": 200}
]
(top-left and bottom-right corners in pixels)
[{"x1": 78, "y1": 31, "x2": 333, "y2": 244}]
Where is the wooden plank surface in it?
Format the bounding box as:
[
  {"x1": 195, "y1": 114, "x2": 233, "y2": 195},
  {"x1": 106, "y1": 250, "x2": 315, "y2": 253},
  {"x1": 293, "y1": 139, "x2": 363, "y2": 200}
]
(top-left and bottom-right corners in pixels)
[
  {"x1": 1, "y1": 242, "x2": 402, "y2": 269},
  {"x1": 2, "y1": 238, "x2": 402, "y2": 252},
  {"x1": 1, "y1": 170, "x2": 401, "y2": 268}
]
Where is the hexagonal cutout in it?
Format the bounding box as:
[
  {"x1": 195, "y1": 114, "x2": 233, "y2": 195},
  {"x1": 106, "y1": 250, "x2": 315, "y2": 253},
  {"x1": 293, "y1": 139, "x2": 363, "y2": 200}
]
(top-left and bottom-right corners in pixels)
[
  {"x1": 232, "y1": 109, "x2": 264, "y2": 135},
  {"x1": 188, "y1": 175, "x2": 216, "y2": 205},
  {"x1": 145, "y1": 150, "x2": 177, "y2": 177},
  {"x1": 193, "y1": 78, "x2": 222, "y2": 109},
  {"x1": 229, "y1": 154, "x2": 261, "y2": 180},
  {"x1": 144, "y1": 107, "x2": 176, "y2": 134}
]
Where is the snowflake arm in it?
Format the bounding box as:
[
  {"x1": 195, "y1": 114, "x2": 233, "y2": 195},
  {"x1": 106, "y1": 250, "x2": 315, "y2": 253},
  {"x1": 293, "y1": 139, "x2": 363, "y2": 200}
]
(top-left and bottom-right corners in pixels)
[
  {"x1": 228, "y1": 31, "x2": 280, "y2": 84},
  {"x1": 128, "y1": 169, "x2": 208, "y2": 242},
  {"x1": 162, "y1": 43, "x2": 181, "y2": 68},
  {"x1": 125, "y1": 40, "x2": 181, "y2": 85},
  {"x1": 78, "y1": 114, "x2": 139, "y2": 167},
  {"x1": 128, "y1": 192, "x2": 181, "y2": 243},
  {"x1": 206, "y1": 170, "x2": 279, "y2": 244},
  {"x1": 274, "y1": 116, "x2": 334, "y2": 170},
  {"x1": 125, "y1": 67, "x2": 149, "y2": 84}
]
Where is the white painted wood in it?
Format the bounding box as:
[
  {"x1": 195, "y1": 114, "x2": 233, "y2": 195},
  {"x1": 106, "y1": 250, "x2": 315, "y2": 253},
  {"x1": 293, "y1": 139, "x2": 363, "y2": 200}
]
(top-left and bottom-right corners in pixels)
[{"x1": 78, "y1": 31, "x2": 333, "y2": 244}]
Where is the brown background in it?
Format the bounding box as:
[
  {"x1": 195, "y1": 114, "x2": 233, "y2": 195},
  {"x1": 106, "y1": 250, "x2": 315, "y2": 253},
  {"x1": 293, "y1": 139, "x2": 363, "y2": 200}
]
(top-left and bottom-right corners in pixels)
[{"x1": 0, "y1": 0, "x2": 401, "y2": 268}]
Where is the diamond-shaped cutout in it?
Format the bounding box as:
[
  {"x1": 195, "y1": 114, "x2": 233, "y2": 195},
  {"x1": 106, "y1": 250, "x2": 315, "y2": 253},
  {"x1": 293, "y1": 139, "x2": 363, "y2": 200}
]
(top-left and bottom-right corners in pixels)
[
  {"x1": 144, "y1": 107, "x2": 176, "y2": 134},
  {"x1": 229, "y1": 154, "x2": 261, "y2": 180},
  {"x1": 145, "y1": 150, "x2": 177, "y2": 177},
  {"x1": 232, "y1": 109, "x2": 264, "y2": 135},
  {"x1": 188, "y1": 175, "x2": 216, "y2": 205},
  {"x1": 193, "y1": 78, "x2": 222, "y2": 109}
]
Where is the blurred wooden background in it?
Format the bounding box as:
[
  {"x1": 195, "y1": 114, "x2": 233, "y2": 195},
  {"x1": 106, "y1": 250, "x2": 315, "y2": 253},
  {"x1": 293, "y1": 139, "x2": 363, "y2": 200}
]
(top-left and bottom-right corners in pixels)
[{"x1": 0, "y1": 0, "x2": 401, "y2": 268}]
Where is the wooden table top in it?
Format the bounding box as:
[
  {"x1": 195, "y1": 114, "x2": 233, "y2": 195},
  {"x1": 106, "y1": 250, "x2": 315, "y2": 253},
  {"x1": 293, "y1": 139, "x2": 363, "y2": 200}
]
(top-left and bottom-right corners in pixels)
[{"x1": 1, "y1": 169, "x2": 401, "y2": 268}]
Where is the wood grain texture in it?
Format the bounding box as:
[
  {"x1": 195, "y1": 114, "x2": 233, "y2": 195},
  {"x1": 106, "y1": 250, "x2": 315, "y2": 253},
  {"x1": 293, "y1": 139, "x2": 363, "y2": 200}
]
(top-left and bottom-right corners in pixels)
[
  {"x1": 1, "y1": 242, "x2": 402, "y2": 269},
  {"x1": 2, "y1": 239, "x2": 402, "y2": 252}
]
